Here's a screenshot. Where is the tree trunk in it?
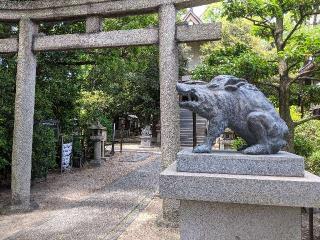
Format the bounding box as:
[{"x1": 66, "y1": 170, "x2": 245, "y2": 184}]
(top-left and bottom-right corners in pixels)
[
  {"x1": 275, "y1": 16, "x2": 295, "y2": 152},
  {"x1": 279, "y1": 80, "x2": 295, "y2": 152}
]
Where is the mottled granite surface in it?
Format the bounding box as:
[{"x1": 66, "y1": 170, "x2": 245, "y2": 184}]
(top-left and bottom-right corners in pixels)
[
  {"x1": 160, "y1": 162, "x2": 320, "y2": 208},
  {"x1": 177, "y1": 148, "x2": 305, "y2": 177}
]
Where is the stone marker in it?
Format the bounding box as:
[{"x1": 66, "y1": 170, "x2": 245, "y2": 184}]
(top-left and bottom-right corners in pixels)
[{"x1": 140, "y1": 125, "x2": 152, "y2": 148}]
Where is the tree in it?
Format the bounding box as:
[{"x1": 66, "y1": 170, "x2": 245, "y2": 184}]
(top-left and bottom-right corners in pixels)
[
  {"x1": 0, "y1": 14, "x2": 162, "y2": 180},
  {"x1": 209, "y1": 0, "x2": 320, "y2": 151}
]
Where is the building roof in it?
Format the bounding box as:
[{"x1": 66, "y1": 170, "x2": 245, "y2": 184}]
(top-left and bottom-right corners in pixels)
[{"x1": 183, "y1": 8, "x2": 202, "y2": 25}]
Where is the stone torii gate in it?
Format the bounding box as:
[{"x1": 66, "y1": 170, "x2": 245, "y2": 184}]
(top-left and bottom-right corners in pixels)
[{"x1": 0, "y1": 0, "x2": 221, "y2": 209}]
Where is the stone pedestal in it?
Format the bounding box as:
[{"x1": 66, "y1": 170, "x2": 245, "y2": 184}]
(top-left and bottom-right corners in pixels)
[
  {"x1": 180, "y1": 201, "x2": 301, "y2": 240},
  {"x1": 90, "y1": 136, "x2": 103, "y2": 167},
  {"x1": 156, "y1": 129, "x2": 161, "y2": 144},
  {"x1": 160, "y1": 148, "x2": 320, "y2": 240},
  {"x1": 140, "y1": 136, "x2": 152, "y2": 148}
]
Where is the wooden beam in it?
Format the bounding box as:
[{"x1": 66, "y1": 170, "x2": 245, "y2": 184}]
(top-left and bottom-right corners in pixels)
[
  {"x1": 0, "y1": 38, "x2": 18, "y2": 53},
  {"x1": 0, "y1": 23, "x2": 221, "y2": 53},
  {"x1": 0, "y1": 0, "x2": 219, "y2": 22}
]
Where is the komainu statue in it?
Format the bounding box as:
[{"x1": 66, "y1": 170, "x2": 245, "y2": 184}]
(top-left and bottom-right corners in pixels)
[{"x1": 177, "y1": 75, "x2": 289, "y2": 155}]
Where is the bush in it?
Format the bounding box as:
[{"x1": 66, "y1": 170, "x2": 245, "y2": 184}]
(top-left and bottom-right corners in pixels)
[
  {"x1": 306, "y1": 151, "x2": 320, "y2": 175},
  {"x1": 231, "y1": 137, "x2": 247, "y2": 150},
  {"x1": 32, "y1": 125, "x2": 57, "y2": 179},
  {"x1": 294, "y1": 135, "x2": 314, "y2": 158},
  {"x1": 98, "y1": 116, "x2": 113, "y2": 142},
  {"x1": 294, "y1": 120, "x2": 320, "y2": 158},
  {"x1": 0, "y1": 157, "x2": 9, "y2": 170}
]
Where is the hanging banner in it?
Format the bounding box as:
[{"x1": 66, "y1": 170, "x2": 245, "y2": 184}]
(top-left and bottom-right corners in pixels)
[{"x1": 62, "y1": 142, "x2": 73, "y2": 171}]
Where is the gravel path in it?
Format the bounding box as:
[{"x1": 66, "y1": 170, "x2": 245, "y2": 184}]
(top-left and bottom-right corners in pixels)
[{"x1": 0, "y1": 153, "x2": 160, "y2": 240}]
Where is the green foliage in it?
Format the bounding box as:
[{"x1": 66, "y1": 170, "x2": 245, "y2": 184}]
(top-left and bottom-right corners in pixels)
[
  {"x1": 193, "y1": 42, "x2": 276, "y2": 82},
  {"x1": 103, "y1": 14, "x2": 158, "y2": 31},
  {"x1": 294, "y1": 135, "x2": 314, "y2": 158},
  {"x1": 98, "y1": 116, "x2": 113, "y2": 142},
  {"x1": 192, "y1": 19, "x2": 278, "y2": 101},
  {"x1": 0, "y1": 157, "x2": 9, "y2": 171},
  {"x1": 32, "y1": 125, "x2": 57, "y2": 179},
  {"x1": 221, "y1": 0, "x2": 320, "y2": 108},
  {"x1": 306, "y1": 151, "x2": 320, "y2": 175},
  {"x1": 231, "y1": 137, "x2": 247, "y2": 150},
  {"x1": 195, "y1": 2, "x2": 320, "y2": 152},
  {"x1": 0, "y1": 56, "x2": 16, "y2": 171},
  {"x1": 202, "y1": 3, "x2": 223, "y2": 23},
  {"x1": 0, "y1": 14, "x2": 162, "y2": 182},
  {"x1": 294, "y1": 120, "x2": 320, "y2": 157},
  {"x1": 223, "y1": 0, "x2": 319, "y2": 23},
  {"x1": 290, "y1": 106, "x2": 302, "y2": 122}
]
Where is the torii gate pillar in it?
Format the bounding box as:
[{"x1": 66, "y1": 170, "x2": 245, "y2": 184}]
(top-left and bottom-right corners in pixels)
[
  {"x1": 159, "y1": 4, "x2": 181, "y2": 221},
  {"x1": 11, "y1": 18, "x2": 38, "y2": 209}
]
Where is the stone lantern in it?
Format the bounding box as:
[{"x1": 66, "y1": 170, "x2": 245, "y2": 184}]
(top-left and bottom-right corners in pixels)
[
  {"x1": 140, "y1": 125, "x2": 152, "y2": 148},
  {"x1": 156, "y1": 122, "x2": 161, "y2": 145},
  {"x1": 89, "y1": 121, "x2": 106, "y2": 167}
]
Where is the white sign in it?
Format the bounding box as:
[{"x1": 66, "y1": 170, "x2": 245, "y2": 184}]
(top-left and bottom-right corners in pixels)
[{"x1": 62, "y1": 142, "x2": 72, "y2": 170}]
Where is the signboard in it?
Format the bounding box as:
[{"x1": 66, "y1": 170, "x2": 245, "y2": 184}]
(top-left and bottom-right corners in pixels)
[{"x1": 61, "y1": 142, "x2": 73, "y2": 171}]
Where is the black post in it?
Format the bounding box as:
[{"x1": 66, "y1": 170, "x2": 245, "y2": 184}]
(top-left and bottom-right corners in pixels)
[
  {"x1": 120, "y1": 118, "x2": 124, "y2": 153},
  {"x1": 120, "y1": 128, "x2": 123, "y2": 153},
  {"x1": 110, "y1": 123, "x2": 115, "y2": 156},
  {"x1": 309, "y1": 208, "x2": 314, "y2": 240},
  {"x1": 60, "y1": 135, "x2": 64, "y2": 174},
  {"x1": 193, "y1": 112, "x2": 197, "y2": 148}
]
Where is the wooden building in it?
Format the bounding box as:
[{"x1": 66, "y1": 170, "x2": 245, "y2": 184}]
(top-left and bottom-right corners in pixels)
[{"x1": 180, "y1": 9, "x2": 208, "y2": 147}]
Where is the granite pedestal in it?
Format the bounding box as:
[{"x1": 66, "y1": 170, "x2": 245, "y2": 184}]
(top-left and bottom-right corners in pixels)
[
  {"x1": 160, "y1": 148, "x2": 320, "y2": 240},
  {"x1": 140, "y1": 136, "x2": 152, "y2": 148}
]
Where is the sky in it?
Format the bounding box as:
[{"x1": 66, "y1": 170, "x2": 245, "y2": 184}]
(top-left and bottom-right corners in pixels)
[{"x1": 193, "y1": 5, "x2": 208, "y2": 17}]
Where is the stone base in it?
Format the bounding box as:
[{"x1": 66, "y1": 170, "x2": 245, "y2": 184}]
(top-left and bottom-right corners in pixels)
[
  {"x1": 160, "y1": 152, "x2": 320, "y2": 240},
  {"x1": 140, "y1": 136, "x2": 152, "y2": 148},
  {"x1": 162, "y1": 198, "x2": 180, "y2": 225},
  {"x1": 177, "y1": 148, "x2": 304, "y2": 177},
  {"x1": 160, "y1": 163, "x2": 320, "y2": 208},
  {"x1": 180, "y1": 200, "x2": 301, "y2": 240},
  {"x1": 90, "y1": 159, "x2": 101, "y2": 167}
]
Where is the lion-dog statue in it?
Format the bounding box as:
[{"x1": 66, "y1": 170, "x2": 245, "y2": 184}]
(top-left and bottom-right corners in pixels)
[{"x1": 177, "y1": 75, "x2": 288, "y2": 155}]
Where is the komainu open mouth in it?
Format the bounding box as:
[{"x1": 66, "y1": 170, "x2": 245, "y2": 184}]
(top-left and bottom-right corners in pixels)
[{"x1": 179, "y1": 91, "x2": 199, "y2": 103}]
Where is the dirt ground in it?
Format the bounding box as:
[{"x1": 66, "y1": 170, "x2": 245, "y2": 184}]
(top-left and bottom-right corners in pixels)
[
  {"x1": 0, "y1": 152, "x2": 156, "y2": 211},
  {"x1": 0, "y1": 153, "x2": 164, "y2": 240}
]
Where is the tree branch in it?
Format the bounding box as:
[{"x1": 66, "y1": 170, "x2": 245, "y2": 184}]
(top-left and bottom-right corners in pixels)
[
  {"x1": 288, "y1": 61, "x2": 301, "y2": 72},
  {"x1": 46, "y1": 61, "x2": 96, "y2": 66},
  {"x1": 294, "y1": 114, "x2": 320, "y2": 127},
  {"x1": 243, "y1": 17, "x2": 274, "y2": 30},
  {"x1": 251, "y1": 80, "x2": 280, "y2": 90},
  {"x1": 289, "y1": 68, "x2": 319, "y2": 85},
  {"x1": 282, "y1": 14, "x2": 306, "y2": 48},
  {"x1": 298, "y1": 76, "x2": 320, "y2": 81}
]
